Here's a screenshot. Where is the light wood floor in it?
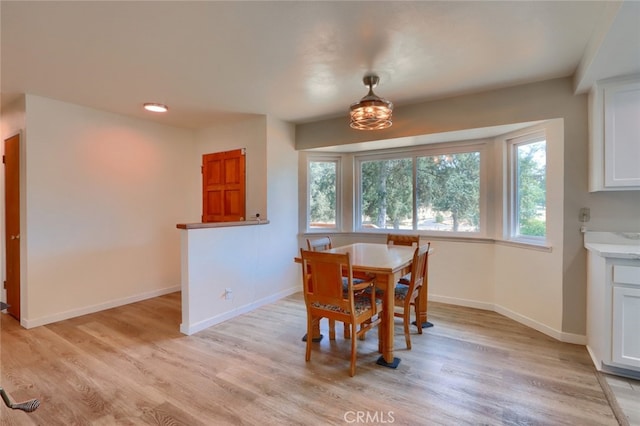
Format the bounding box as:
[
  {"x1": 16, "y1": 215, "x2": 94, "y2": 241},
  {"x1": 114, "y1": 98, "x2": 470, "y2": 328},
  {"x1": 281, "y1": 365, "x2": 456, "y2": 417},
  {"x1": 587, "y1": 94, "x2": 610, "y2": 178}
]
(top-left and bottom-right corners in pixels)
[
  {"x1": 604, "y1": 373, "x2": 640, "y2": 425},
  {"x1": 0, "y1": 292, "x2": 621, "y2": 425}
]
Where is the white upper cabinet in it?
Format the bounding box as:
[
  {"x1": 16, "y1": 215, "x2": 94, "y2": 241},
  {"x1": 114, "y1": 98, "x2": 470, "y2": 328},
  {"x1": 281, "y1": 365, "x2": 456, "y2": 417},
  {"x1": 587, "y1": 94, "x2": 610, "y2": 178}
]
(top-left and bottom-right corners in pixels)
[{"x1": 589, "y1": 75, "x2": 640, "y2": 191}]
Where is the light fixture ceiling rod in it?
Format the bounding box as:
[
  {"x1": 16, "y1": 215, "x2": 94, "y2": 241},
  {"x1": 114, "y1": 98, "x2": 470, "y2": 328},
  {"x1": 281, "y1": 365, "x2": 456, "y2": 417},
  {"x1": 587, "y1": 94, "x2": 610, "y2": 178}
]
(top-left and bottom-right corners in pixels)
[{"x1": 363, "y1": 75, "x2": 379, "y2": 89}]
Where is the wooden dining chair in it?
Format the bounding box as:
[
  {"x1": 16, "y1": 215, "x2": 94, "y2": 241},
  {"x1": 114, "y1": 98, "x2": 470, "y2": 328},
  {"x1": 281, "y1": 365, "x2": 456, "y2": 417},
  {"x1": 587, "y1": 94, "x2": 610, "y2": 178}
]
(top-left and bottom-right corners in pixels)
[
  {"x1": 300, "y1": 249, "x2": 383, "y2": 376},
  {"x1": 386, "y1": 234, "x2": 420, "y2": 285},
  {"x1": 306, "y1": 236, "x2": 351, "y2": 339},
  {"x1": 306, "y1": 236, "x2": 338, "y2": 339},
  {"x1": 394, "y1": 243, "x2": 430, "y2": 349}
]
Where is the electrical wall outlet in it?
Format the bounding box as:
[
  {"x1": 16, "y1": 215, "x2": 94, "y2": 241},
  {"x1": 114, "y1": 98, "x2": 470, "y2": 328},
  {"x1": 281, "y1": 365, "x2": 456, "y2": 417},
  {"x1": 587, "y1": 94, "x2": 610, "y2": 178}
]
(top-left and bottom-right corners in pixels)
[
  {"x1": 579, "y1": 207, "x2": 590, "y2": 222},
  {"x1": 224, "y1": 288, "x2": 233, "y2": 300}
]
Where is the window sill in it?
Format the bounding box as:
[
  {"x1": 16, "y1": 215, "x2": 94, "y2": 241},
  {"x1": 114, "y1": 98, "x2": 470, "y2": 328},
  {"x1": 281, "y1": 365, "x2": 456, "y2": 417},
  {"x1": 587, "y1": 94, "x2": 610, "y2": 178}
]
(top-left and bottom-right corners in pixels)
[
  {"x1": 303, "y1": 231, "x2": 552, "y2": 252},
  {"x1": 495, "y1": 239, "x2": 552, "y2": 252},
  {"x1": 307, "y1": 228, "x2": 339, "y2": 234}
]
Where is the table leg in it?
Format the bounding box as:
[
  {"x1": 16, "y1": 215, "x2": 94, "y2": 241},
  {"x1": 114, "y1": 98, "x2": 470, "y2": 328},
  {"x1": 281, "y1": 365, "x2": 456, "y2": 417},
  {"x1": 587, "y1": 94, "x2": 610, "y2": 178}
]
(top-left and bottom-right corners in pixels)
[{"x1": 376, "y1": 272, "x2": 400, "y2": 369}]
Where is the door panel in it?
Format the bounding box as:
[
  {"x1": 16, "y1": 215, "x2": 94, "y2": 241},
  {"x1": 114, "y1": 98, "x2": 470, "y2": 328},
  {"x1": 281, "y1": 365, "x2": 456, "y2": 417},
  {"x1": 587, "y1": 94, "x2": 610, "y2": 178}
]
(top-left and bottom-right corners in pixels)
[
  {"x1": 205, "y1": 190, "x2": 222, "y2": 216},
  {"x1": 224, "y1": 189, "x2": 242, "y2": 216}
]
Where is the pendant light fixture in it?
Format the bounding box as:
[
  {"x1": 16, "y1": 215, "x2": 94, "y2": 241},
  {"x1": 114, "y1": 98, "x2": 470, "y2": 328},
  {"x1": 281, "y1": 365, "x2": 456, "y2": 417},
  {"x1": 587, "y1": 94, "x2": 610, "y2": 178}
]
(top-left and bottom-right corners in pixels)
[{"x1": 349, "y1": 74, "x2": 393, "y2": 130}]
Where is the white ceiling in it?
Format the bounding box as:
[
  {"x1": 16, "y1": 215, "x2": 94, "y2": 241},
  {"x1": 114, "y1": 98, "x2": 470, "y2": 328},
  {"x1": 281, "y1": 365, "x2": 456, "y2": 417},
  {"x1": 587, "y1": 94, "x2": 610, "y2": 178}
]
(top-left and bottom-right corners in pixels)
[{"x1": 1, "y1": 1, "x2": 639, "y2": 130}]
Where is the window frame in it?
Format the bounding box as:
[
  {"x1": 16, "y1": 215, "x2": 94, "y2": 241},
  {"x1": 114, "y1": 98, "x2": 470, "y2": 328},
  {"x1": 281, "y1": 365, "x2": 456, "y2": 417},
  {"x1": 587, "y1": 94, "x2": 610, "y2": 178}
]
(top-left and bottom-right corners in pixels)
[
  {"x1": 354, "y1": 141, "x2": 487, "y2": 236},
  {"x1": 506, "y1": 132, "x2": 547, "y2": 244},
  {"x1": 306, "y1": 155, "x2": 341, "y2": 233}
]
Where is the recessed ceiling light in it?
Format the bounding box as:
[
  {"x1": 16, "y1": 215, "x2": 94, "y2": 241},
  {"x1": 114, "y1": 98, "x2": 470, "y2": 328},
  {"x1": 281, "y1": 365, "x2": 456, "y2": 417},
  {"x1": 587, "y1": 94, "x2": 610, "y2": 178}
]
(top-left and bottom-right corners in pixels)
[{"x1": 143, "y1": 103, "x2": 168, "y2": 113}]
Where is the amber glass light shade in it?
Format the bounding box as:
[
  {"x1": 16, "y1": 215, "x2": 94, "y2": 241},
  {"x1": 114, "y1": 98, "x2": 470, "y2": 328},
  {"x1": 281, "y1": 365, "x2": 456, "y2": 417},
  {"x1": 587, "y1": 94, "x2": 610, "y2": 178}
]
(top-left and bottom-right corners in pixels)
[{"x1": 349, "y1": 75, "x2": 393, "y2": 130}]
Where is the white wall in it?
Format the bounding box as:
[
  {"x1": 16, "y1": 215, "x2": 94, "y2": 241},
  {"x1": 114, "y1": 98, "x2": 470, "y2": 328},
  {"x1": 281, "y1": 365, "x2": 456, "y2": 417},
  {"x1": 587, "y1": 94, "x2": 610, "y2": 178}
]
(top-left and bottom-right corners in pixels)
[
  {"x1": 2, "y1": 95, "x2": 299, "y2": 333},
  {"x1": 21, "y1": 95, "x2": 194, "y2": 327},
  {"x1": 428, "y1": 241, "x2": 495, "y2": 309},
  {"x1": 491, "y1": 120, "x2": 566, "y2": 336},
  {"x1": 265, "y1": 116, "x2": 301, "y2": 300},
  {"x1": 180, "y1": 116, "x2": 299, "y2": 335}
]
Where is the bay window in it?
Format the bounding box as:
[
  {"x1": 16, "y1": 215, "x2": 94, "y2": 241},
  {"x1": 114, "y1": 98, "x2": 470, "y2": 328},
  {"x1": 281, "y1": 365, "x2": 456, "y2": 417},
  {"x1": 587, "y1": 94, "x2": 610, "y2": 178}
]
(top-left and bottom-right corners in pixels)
[
  {"x1": 355, "y1": 144, "x2": 484, "y2": 234},
  {"x1": 303, "y1": 122, "x2": 554, "y2": 250}
]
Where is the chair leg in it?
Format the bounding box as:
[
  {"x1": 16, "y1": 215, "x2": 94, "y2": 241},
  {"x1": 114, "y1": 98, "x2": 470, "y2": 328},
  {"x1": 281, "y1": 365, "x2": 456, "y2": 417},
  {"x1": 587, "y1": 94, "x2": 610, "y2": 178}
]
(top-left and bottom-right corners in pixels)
[
  {"x1": 350, "y1": 323, "x2": 357, "y2": 377},
  {"x1": 378, "y1": 317, "x2": 383, "y2": 354},
  {"x1": 329, "y1": 319, "x2": 336, "y2": 340},
  {"x1": 404, "y1": 308, "x2": 412, "y2": 350},
  {"x1": 359, "y1": 320, "x2": 368, "y2": 340},
  {"x1": 415, "y1": 303, "x2": 423, "y2": 335},
  {"x1": 306, "y1": 315, "x2": 315, "y2": 362},
  {"x1": 343, "y1": 322, "x2": 350, "y2": 339}
]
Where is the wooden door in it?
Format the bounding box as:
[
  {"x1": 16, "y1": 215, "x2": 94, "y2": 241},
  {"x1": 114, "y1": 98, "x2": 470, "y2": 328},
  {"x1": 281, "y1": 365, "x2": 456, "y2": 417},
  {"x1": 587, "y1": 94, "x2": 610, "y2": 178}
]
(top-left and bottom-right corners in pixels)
[
  {"x1": 202, "y1": 149, "x2": 246, "y2": 222},
  {"x1": 4, "y1": 134, "x2": 20, "y2": 319}
]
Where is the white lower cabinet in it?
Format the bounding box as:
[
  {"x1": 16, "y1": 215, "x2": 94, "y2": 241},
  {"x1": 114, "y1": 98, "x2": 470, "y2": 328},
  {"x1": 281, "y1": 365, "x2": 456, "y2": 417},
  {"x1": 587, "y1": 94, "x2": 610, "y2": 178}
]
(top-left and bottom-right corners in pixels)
[
  {"x1": 587, "y1": 255, "x2": 640, "y2": 378},
  {"x1": 612, "y1": 267, "x2": 640, "y2": 369}
]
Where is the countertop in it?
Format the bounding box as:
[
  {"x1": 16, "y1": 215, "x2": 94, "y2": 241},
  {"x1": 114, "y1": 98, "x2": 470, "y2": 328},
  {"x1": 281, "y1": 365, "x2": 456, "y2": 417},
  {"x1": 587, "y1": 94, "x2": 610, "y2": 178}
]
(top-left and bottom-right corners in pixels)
[
  {"x1": 176, "y1": 219, "x2": 269, "y2": 229},
  {"x1": 584, "y1": 232, "x2": 640, "y2": 260}
]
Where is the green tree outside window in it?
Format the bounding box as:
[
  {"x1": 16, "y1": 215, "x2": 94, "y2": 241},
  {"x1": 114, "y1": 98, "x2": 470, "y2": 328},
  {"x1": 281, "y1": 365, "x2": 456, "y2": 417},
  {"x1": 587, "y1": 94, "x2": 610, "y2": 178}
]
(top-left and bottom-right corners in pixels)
[
  {"x1": 309, "y1": 161, "x2": 337, "y2": 228},
  {"x1": 515, "y1": 140, "x2": 546, "y2": 237},
  {"x1": 417, "y1": 152, "x2": 480, "y2": 232},
  {"x1": 359, "y1": 151, "x2": 481, "y2": 232}
]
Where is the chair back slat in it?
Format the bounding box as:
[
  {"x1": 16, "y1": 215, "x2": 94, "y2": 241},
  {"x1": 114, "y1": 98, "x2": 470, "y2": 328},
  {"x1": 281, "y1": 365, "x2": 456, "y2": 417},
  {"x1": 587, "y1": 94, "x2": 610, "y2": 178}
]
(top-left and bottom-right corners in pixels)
[
  {"x1": 387, "y1": 234, "x2": 420, "y2": 247},
  {"x1": 407, "y1": 243, "x2": 430, "y2": 300},
  {"x1": 306, "y1": 236, "x2": 333, "y2": 251},
  {"x1": 301, "y1": 250, "x2": 352, "y2": 313}
]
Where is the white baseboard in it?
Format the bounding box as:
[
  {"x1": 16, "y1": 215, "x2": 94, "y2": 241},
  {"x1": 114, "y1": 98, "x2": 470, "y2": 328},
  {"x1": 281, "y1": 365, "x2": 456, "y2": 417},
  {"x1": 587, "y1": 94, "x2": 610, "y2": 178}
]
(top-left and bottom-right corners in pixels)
[
  {"x1": 180, "y1": 286, "x2": 299, "y2": 335},
  {"x1": 493, "y1": 304, "x2": 587, "y2": 345},
  {"x1": 429, "y1": 294, "x2": 495, "y2": 311},
  {"x1": 430, "y1": 294, "x2": 587, "y2": 345},
  {"x1": 21, "y1": 285, "x2": 181, "y2": 329},
  {"x1": 558, "y1": 331, "x2": 588, "y2": 345},
  {"x1": 586, "y1": 345, "x2": 602, "y2": 371}
]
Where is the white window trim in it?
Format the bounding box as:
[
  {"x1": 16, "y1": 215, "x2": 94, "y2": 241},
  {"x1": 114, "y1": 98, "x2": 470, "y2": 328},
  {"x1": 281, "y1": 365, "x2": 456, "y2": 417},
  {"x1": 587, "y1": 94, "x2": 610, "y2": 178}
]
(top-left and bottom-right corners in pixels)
[
  {"x1": 306, "y1": 155, "x2": 341, "y2": 233},
  {"x1": 353, "y1": 140, "x2": 488, "y2": 237},
  {"x1": 506, "y1": 131, "x2": 547, "y2": 245}
]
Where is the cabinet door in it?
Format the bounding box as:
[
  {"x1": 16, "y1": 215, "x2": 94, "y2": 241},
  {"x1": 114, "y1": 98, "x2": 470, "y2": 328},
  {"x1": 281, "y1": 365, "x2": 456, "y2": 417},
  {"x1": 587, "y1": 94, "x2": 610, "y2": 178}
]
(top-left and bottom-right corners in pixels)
[
  {"x1": 612, "y1": 285, "x2": 640, "y2": 368},
  {"x1": 604, "y1": 81, "x2": 640, "y2": 188},
  {"x1": 202, "y1": 149, "x2": 246, "y2": 223}
]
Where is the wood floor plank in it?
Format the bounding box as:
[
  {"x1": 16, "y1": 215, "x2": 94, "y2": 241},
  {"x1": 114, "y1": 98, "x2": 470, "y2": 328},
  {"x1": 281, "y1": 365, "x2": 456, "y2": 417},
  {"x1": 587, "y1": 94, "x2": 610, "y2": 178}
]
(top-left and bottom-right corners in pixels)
[{"x1": 1, "y1": 292, "x2": 620, "y2": 425}]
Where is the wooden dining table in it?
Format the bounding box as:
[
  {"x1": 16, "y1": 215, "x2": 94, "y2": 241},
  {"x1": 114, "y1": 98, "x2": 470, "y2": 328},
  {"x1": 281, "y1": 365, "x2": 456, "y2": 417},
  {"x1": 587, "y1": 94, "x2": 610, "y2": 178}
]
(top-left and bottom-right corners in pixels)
[{"x1": 298, "y1": 242, "x2": 429, "y2": 369}]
